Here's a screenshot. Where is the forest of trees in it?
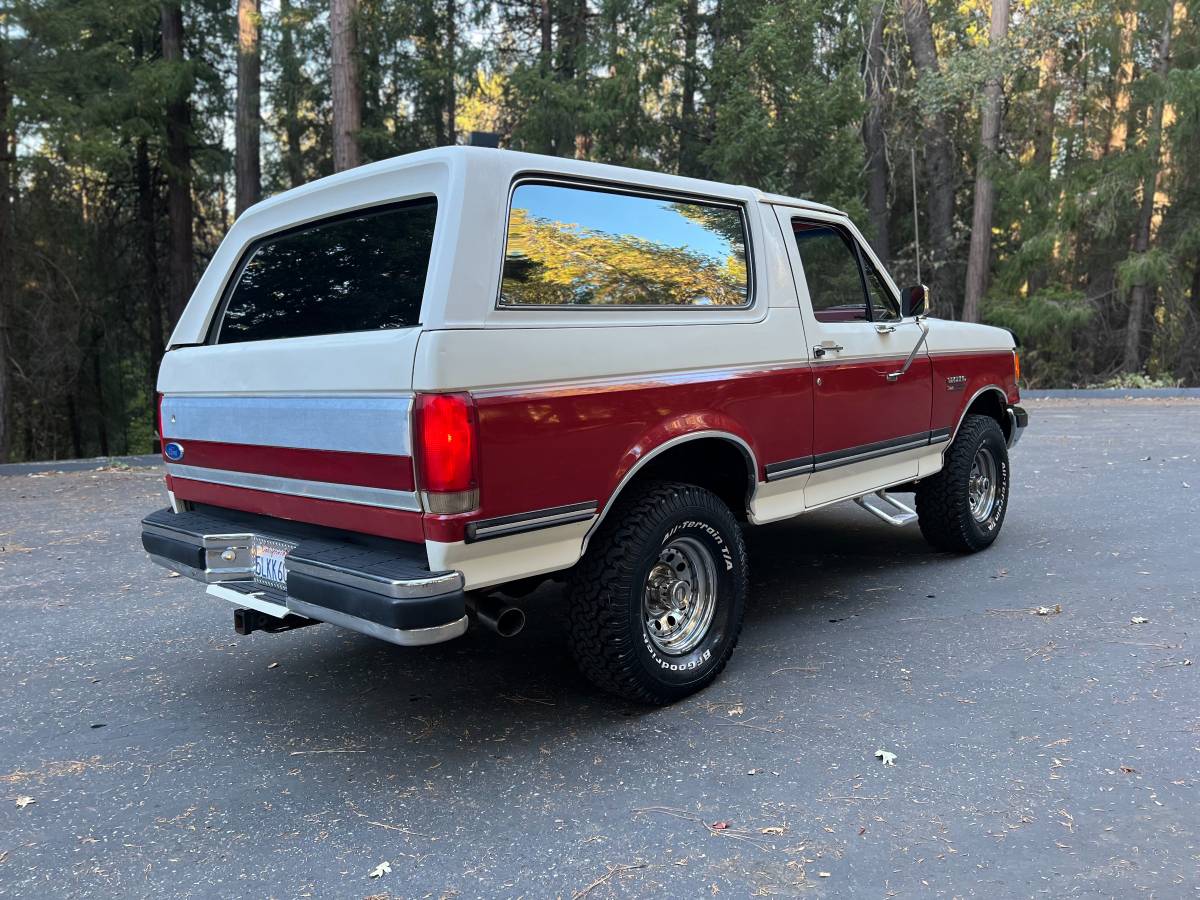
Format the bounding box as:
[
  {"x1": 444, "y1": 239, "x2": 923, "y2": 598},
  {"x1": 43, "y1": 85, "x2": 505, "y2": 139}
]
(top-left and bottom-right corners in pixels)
[{"x1": 0, "y1": 0, "x2": 1196, "y2": 461}]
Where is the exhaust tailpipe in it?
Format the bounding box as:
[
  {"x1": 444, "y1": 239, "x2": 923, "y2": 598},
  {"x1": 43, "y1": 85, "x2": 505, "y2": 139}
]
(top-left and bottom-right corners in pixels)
[{"x1": 466, "y1": 594, "x2": 526, "y2": 638}]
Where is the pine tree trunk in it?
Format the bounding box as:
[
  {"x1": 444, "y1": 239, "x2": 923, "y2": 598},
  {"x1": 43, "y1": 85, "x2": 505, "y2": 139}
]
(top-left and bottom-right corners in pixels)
[
  {"x1": 678, "y1": 0, "x2": 700, "y2": 174},
  {"x1": 1107, "y1": 9, "x2": 1137, "y2": 156},
  {"x1": 136, "y1": 139, "x2": 163, "y2": 415},
  {"x1": 539, "y1": 0, "x2": 552, "y2": 73},
  {"x1": 160, "y1": 2, "x2": 194, "y2": 328},
  {"x1": 235, "y1": 0, "x2": 261, "y2": 214},
  {"x1": 0, "y1": 36, "x2": 11, "y2": 462},
  {"x1": 280, "y1": 0, "x2": 305, "y2": 187},
  {"x1": 961, "y1": 0, "x2": 1009, "y2": 323},
  {"x1": 1122, "y1": 0, "x2": 1175, "y2": 373},
  {"x1": 900, "y1": 0, "x2": 958, "y2": 317},
  {"x1": 1025, "y1": 46, "x2": 1058, "y2": 298},
  {"x1": 862, "y1": 1, "x2": 890, "y2": 267},
  {"x1": 330, "y1": 0, "x2": 362, "y2": 172}
]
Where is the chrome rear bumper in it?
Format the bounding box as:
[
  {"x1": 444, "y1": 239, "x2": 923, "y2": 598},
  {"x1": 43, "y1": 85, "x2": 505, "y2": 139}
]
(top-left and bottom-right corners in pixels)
[{"x1": 142, "y1": 507, "x2": 467, "y2": 647}]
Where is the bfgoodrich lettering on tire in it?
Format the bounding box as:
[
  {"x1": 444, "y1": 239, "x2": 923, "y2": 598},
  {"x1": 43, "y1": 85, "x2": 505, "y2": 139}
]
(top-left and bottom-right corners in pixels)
[
  {"x1": 916, "y1": 413, "x2": 1010, "y2": 553},
  {"x1": 566, "y1": 481, "x2": 748, "y2": 704}
]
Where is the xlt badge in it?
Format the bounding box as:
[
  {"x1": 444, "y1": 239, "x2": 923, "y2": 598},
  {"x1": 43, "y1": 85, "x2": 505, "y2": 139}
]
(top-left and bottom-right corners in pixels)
[{"x1": 945, "y1": 375, "x2": 967, "y2": 392}]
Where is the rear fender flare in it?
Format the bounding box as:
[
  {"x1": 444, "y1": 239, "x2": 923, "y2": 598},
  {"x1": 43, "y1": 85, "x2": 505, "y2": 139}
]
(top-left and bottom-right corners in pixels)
[{"x1": 582, "y1": 419, "x2": 759, "y2": 555}]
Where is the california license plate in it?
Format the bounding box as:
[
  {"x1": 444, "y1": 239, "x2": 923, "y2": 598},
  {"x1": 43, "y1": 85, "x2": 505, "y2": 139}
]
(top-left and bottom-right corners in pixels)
[{"x1": 252, "y1": 539, "x2": 295, "y2": 591}]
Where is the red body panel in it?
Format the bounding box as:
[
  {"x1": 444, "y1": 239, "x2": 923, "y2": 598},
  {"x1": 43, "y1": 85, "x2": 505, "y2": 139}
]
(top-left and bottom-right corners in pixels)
[
  {"x1": 167, "y1": 440, "x2": 415, "y2": 491},
  {"x1": 811, "y1": 355, "x2": 933, "y2": 454},
  {"x1": 165, "y1": 350, "x2": 1016, "y2": 547},
  {"x1": 169, "y1": 477, "x2": 425, "y2": 542},
  {"x1": 930, "y1": 351, "x2": 1019, "y2": 434},
  {"x1": 423, "y1": 366, "x2": 815, "y2": 543}
]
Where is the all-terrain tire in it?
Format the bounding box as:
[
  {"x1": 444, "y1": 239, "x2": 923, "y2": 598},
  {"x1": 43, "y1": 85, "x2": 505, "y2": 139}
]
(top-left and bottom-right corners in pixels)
[
  {"x1": 566, "y1": 481, "x2": 748, "y2": 705},
  {"x1": 916, "y1": 413, "x2": 1010, "y2": 553}
]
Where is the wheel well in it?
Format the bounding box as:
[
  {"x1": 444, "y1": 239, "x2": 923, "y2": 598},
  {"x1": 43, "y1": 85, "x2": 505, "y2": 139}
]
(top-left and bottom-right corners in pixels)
[
  {"x1": 621, "y1": 437, "x2": 755, "y2": 519},
  {"x1": 962, "y1": 388, "x2": 1011, "y2": 442}
]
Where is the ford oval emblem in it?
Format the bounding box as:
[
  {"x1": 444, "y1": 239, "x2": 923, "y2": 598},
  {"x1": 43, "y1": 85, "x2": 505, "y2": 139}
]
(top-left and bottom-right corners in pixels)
[{"x1": 164, "y1": 442, "x2": 185, "y2": 462}]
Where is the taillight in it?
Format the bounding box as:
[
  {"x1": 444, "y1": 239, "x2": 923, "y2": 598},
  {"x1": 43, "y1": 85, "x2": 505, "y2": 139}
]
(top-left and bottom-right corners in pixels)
[
  {"x1": 1013, "y1": 351, "x2": 1021, "y2": 383},
  {"x1": 156, "y1": 393, "x2": 165, "y2": 449},
  {"x1": 414, "y1": 392, "x2": 479, "y2": 515}
]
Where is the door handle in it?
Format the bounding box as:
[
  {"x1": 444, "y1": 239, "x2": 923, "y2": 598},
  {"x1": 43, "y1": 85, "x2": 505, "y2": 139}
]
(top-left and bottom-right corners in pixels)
[
  {"x1": 812, "y1": 342, "x2": 844, "y2": 358},
  {"x1": 874, "y1": 323, "x2": 897, "y2": 334}
]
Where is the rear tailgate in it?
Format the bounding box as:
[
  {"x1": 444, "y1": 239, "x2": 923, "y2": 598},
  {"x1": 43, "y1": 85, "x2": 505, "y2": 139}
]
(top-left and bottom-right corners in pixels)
[
  {"x1": 159, "y1": 336, "x2": 423, "y2": 543},
  {"x1": 156, "y1": 164, "x2": 448, "y2": 544}
]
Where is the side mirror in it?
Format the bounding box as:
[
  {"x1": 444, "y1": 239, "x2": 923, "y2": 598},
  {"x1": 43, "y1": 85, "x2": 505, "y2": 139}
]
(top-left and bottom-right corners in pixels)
[{"x1": 902, "y1": 284, "x2": 928, "y2": 318}]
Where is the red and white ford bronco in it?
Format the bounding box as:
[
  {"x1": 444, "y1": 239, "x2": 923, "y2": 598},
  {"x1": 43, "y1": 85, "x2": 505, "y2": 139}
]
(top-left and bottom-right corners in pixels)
[{"x1": 142, "y1": 147, "x2": 1027, "y2": 703}]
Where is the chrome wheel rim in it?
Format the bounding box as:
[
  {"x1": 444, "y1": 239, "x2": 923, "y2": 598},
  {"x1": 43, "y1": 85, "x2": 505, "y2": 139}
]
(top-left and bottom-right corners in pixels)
[
  {"x1": 643, "y1": 536, "x2": 718, "y2": 656},
  {"x1": 968, "y1": 446, "x2": 998, "y2": 522}
]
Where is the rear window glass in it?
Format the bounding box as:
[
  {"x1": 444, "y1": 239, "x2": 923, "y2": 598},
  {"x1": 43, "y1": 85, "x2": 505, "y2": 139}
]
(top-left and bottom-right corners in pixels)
[
  {"x1": 499, "y1": 183, "x2": 750, "y2": 308},
  {"x1": 216, "y1": 198, "x2": 437, "y2": 343}
]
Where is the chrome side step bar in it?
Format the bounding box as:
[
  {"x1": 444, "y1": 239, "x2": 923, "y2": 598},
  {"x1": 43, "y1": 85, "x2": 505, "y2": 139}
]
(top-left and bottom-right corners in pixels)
[{"x1": 854, "y1": 490, "x2": 919, "y2": 527}]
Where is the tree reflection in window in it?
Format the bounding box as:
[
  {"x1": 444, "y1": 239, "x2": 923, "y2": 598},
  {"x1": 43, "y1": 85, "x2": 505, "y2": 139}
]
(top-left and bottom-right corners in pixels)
[
  {"x1": 218, "y1": 197, "x2": 437, "y2": 343},
  {"x1": 500, "y1": 184, "x2": 749, "y2": 308}
]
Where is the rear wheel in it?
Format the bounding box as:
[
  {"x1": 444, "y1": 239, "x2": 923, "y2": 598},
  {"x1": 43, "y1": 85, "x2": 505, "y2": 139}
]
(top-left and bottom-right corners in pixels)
[
  {"x1": 566, "y1": 481, "x2": 747, "y2": 704},
  {"x1": 916, "y1": 414, "x2": 1010, "y2": 553}
]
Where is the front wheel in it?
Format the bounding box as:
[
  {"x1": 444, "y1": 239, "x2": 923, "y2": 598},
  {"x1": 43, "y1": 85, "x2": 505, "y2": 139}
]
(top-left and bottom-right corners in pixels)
[
  {"x1": 566, "y1": 481, "x2": 747, "y2": 704},
  {"x1": 916, "y1": 414, "x2": 1010, "y2": 553}
]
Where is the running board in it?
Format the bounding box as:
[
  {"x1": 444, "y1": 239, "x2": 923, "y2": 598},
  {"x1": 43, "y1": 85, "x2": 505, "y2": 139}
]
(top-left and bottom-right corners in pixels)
[{"x1": 854, "y1": 490, "x2": 919, "y2": 527}]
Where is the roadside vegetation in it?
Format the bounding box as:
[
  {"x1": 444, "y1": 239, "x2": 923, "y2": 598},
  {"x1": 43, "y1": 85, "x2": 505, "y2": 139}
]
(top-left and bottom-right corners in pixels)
[{"x1": 0, "y1": 0, "x2": 1197, "y2": 461}]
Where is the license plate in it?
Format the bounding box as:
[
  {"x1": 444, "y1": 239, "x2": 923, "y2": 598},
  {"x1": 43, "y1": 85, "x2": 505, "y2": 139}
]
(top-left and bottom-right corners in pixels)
[{"x1": 252, "y1": 538, "x2": 295, "y2": 590}]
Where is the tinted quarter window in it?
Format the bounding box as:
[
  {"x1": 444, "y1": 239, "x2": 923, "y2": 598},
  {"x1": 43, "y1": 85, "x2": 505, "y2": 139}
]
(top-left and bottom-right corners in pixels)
[
  {"x1": 217, "y1": 198, "x2": 437, "y2": 343},
  {"x1": 499, "y1": 183, "x2": 749, "y2": 308},
  {"x1": 791, "y1": 222, "x2": 869, "y2": 323}
]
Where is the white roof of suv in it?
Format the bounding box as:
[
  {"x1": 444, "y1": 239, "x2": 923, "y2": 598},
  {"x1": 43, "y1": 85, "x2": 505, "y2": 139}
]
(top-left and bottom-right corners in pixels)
[{"x1": 170, "y1": 147, "x2": 847, "y2": 345}]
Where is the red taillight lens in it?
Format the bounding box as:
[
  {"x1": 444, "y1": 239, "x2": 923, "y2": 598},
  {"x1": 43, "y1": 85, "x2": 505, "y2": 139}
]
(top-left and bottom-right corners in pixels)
[{"x1": 414, "y1": 392, "x2": 479, "y2": 513}]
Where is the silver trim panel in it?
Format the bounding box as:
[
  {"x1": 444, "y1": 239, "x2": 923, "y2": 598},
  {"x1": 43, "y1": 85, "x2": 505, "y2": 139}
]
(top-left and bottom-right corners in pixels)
[
  {"x1": 160, "y1": 394, "x2": 413, "y2": 456},
  {"x1": 285, "y1": 556, "x2": 463, "y2": 598},
  {"x1": 467, "y1": 502, "x2": 599, "y2": 542},
  {"x1": 286, "y1": 600, "x2": 468, "y2": 647},
  {"x1": 165, "y1": 463, "x2": 421, "y2": 512}
]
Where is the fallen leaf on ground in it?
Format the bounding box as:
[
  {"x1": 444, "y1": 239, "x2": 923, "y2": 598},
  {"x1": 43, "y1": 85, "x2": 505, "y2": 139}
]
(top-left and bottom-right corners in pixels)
[
  {"x1": 760, "y1": 826, "x2": 787, "y2": 835},
  {"x1": 1130, "y1": 616, "x2": 1150, "y2": 625},
  {"x1": 818, "y1": 871, "x2": 831, "y2": 878},
  {"x1": 875, "y1": 749, "x2": 897, "y2": 766},
  {"x1": 267, "y1": 662, "x2": 279, "y2": 669},
  {"x1": 14, "y1": 795, "x2": 35, "y2": 809},
  {"x1": 368, "y1": 861, "x2": 391, "y2": 878},
  {"x1": 1120, "y1": 765, "x2": 1137, "y2": 774},
  {"x1": 726, "y1": 704, "x2": 745, "y2": 717},
  {"x1": 710, "y1": 821, "x2": 729, "y2": 830},
  {"x1": 1035, "y1": 605, "x2": 1062, "y2": 616},
  {"x1": 166, "y1": 571, "x2": 181, "y2": 578}
]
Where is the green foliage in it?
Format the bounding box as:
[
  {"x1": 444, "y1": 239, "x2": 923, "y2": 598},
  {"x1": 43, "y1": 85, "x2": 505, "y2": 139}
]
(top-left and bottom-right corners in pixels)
[
  {"x1": 983, "y1": 288, "x2": 1093, "y2": 388},
  {"x1": 2, "y1": 0, "x2": 1199, "y2": 462},
  {"x1": 1088, "y1": 372, "x2": 1182, "y2": 389}
]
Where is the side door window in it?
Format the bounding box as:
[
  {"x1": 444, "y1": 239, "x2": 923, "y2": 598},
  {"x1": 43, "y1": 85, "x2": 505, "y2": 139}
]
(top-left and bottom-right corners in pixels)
[
  {"x1": 790, "y1": 220, "x2": 901, "y2": 323},
  {"x1": 791, "y1": 222, "x2": 869, "y2": 322}
]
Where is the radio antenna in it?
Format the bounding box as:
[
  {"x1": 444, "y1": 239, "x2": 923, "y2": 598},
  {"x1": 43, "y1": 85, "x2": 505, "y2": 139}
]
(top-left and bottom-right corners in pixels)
[{"x1": 911, "y1": 146, "x2": 922, "y2": 284}]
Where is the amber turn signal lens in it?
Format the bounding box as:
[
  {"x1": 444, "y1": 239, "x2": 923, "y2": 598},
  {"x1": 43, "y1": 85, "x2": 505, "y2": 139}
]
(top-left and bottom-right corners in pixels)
[{"x1": 1013, "y1": 351, "x2": 1021, "y2": 382}]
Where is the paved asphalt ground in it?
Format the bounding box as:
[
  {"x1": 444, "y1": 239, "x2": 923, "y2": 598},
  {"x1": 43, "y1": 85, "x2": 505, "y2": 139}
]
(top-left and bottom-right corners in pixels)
[{"x1": 1, "y1": 398, "x2": 1197, "y2": 898}]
